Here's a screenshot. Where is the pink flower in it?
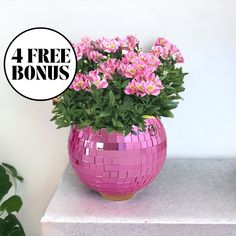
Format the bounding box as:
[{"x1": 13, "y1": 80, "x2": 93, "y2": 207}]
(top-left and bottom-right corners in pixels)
[
  {"x1": 123, "y1": 51, "x2": 137, "y2": 62},
  {"x1": 118, "y1": 51, "x2": 161, "y2": 80},
  {"x1": 87, "y1": 50, "x2": 104, "y2": 62},
  {"x1": 169, "y1": 44, "x2": 184, "y2": 63},
  {"x1": 169, "y1": 44, "x2": 179, "y2": 54},
  {"x1": 150, "y1": 45, "x2": 164, "y2": 56},
  {"x1": 135, "y1": 80, "x2": 147, "y2": 97},
  {"x1": 94, "y1": 78, "x2": 108, "y2": 89},
  {"x1": 73, "y1": 37, "x2": 92, "y2": 60},
  {"x1": 97, "y1": 58, "x2": 117, "y2": 78},
  {"x1": 73, "y1": 43, "x2": 83, "y2": 60},
  {"x1": 175, "y1": 53, "x2": 184, "y2": 63},
  {"x1": 144, "y1": 72, "x2": 156, "y2": 81},
  {"x1": 148, "y1": 53, "x2": 162, "y2": 68},
  {"x1": 124, "y1": 65, "x2": 137, "y2": 78},
  {"x1": 105, "y1": 39, "x2": 120, "y2": 53},
  {"x1": 94, "y1": 37, "x2": 120, "y2": 53},
  {"x1": 71, "y1": 35, "x2": 184, "y2": 95},
  {"x1": 86, "y1": 70, "x2": 99, "y2": 81},
  {"x1": 87, "y1": 70, "x2": 108, "y2": 89},
  {"x1": 105, "y1": 58, "x2": 117, "y2": 72},
  {"x1": 155, "y1": 37, "x2": 170, "y2": 47},
  {"x1": 150, "y1": 46, "x2": 169, "y2": 59},
  {"x1": 123, "y1": 35, "x2": 138, "y2": 50},
  {"x1": 70, "y1": 73, "x2": 90, "y2": 91},
  {"x1": 153, "y1": 37, "x2": 184, "y2": 63},
  {"x1": 124, "y1": 80, "x2": 137, "y2": 95},
  {"x1": 124, "y1": 73, "x2": 163, "y2": 97},
  {"x1": 145, "y1": 80, "x2": 163, "y2": 96}
]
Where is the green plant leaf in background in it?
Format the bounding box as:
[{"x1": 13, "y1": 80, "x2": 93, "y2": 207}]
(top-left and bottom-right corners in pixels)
[
  {"x1": 0, "y1": 163, "x2": 25, "y2": 236},
  {"x1": 0, "y1": 165, "x2": 12, "y2": 201},
  {"x1": 0, "y1": 195, "x2": 23, "y2": 214},
  {"x1": 2, "y1": 163, "x2": 24, "y2": 182},
  {"x1": 1, "y1": 214, "x2": 25, "y2": 236}
]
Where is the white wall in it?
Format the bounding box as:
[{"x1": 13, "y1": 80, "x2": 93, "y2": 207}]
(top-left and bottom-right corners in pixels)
[{"x1": 0, "y1": 0, "x2": 236, "y2": 235}]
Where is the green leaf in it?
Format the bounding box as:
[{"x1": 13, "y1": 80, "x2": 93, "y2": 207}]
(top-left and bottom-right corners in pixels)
[
  {"x1": 0, "y1": 166, "x2": 12, "y2": 201},
  {"x1": 50, "y1": 115, "x2": 57, "y2": 122},
  {"x1": 112, "y1": 117, "x2": 116, "y2": 126},
  {"x1": 124, "y1": 128, "x2": 131, "y2": 136},
  {"x1": 115, "y1": 93, "x2": 121, "y2": 99},
  {"x1": 78, "y1": 119, "x2": 93, "y2": 128},
  {"x1": 160, "y1": 110, "x2": 174, "y2": 118},
  {"x1": 165, "y1": 85, "x2": 176, "y2": 92},
  {"x1": 111, "y1": 80, "x2": 121, "y2": 88},
  {"x1": 0, "y1": 195, "x2": 23, "y2": 214},
  {"x1": 138, "y1": 121, "x2": 146, "y2": 132},
  {"x1": 9, "y1": 229, "x2": 25, "y2": 236},
  {"x1": 106, "y1": 127, "x2": 114, "y2": 133},
  {"x1": 116, "y1": 121, "x2": 124, "y2": 128},
  {"x1": 121, "y1": 80, "x2": 129, "y2": 88},
  {"x1": 0, "y1": 165, "x2": 6, "y2": 174},
  {"x1": 2, "y1": 163, "x2": 24, "y2": 182},
  {"x1": 109, "y1": 91, "x2": 115, "y2": 106},
  {"x1": 85, "y1": 109, "x2": 91, "y2": 115},
  {"x1": 137, "y1": 106, "x2": 143, "y2": 114},
  {"x1": 99, "y1": 111, "x2": 111, "y2": 118},
  {"x1": 0, "y1": 218, "x2": 5, "y2": 234},
  {"x1": 3, "y1": 214, "x2": 25, "y2": 236},
  {"x1": 146, "y1": 105, "x2": 160, "y2": 114},
  {"x1": 176, "y1": 86, "x2": 185, "y2": 92},
  {"x1": 169, "y1": 94, "x2": 183, "y2": 100},
  {"x1": 16, "y1": 175, "x2": 24, "y2": 182}
]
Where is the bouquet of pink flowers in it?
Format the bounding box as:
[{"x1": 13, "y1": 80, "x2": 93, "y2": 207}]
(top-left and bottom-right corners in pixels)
[{"x1": 52, "y1": 35, "x2": 187, "y2": 135}]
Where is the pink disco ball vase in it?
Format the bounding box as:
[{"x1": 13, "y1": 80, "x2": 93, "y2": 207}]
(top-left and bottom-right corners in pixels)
[{"x1": 68, "y1": 117, "x2": 167, "y2": 201}]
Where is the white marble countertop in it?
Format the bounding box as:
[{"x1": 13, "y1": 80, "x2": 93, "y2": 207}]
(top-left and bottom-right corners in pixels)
[{"x1": 41, "y1": 159, "x2": 236, "y2": 236}]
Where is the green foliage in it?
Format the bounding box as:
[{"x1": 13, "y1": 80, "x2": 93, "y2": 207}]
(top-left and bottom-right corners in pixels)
[
  {"x1": 51, "y1": 56, "x2": 187, "y2": 135},
  {"x1": 0, "y1": 163, "x2": 25, "y2": 236},
  {"x1": 2, "y1": 164, "x2": 24, "y2": 182}
]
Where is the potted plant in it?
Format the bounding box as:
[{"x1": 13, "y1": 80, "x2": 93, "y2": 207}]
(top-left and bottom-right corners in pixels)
[
  {"x1": 0, "y1": 163, "x2": 25, "y2": 235},
  {"x1": 51, "y1": 35, "x2": 187, "y2": 200}
]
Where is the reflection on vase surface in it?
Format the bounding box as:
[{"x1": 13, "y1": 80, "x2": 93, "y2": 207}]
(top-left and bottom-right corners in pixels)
[{"x1": 68, "y1": 117, "x2": 167, "y2": 196}]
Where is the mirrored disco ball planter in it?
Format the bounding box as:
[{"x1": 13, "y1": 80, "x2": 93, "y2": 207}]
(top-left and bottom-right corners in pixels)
[
  {"x1": 68, "y1": 117, "x2": 167, "y2": 200},
  {"x1": 51, "y1": 35, "x2": 187, "y2": 200}
]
